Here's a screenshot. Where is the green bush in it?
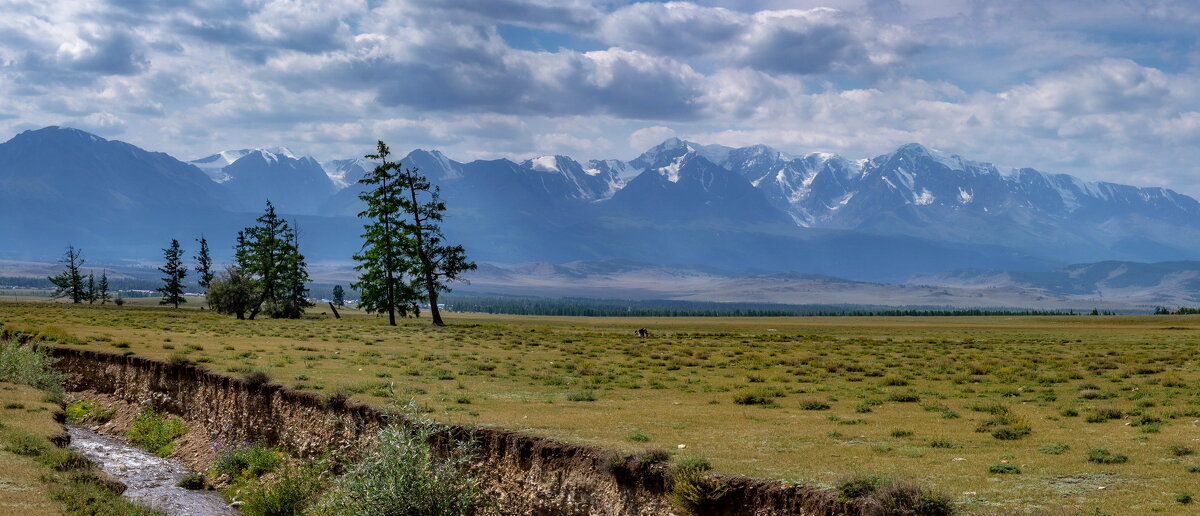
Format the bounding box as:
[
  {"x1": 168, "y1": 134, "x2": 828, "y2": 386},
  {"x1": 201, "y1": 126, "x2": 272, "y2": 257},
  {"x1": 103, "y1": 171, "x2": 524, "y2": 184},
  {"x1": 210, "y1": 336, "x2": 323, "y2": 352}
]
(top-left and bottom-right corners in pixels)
[
  {"x1": 1039, "y1": 442, "x2": 1070, "y2": 455},
  {"x1": 212, "y1": 443, "x2": 281, "y2": 480},
  {"x1": 0, "y1": 340, "x2": 65, "y2": 397},
  {"x1": 1087, "y1": 448, "x2": 1129, "y2": 464},
  {"x1": 52, "y1": 476, "x2": 165, "y2": 516},
  {"x1": 241, "y1": 462, "x2": 325, "y2": 516},
  {"x1": 126, "y1": 409, "x2": 188, "y2": 457},
  {"x1": 732, "y1": 387, "x2": 783, "y2": 406},
  {"x1": 798, "y1": 398, "x2": 831, "y2": 410},
  {"x1": 988, "y1": 463, "x2": 1021, "y2": 474},
  {"x1": 312, "y1": 421, "x2": 493, "y2": 515},
  {"x1": 670, "y1": 456, "x2": 727, "y2": 516}
]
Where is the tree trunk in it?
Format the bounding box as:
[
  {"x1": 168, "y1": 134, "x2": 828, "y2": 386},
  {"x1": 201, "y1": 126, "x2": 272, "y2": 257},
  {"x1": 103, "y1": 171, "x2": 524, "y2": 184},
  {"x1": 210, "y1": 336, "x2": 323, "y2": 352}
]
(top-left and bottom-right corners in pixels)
[
  {"x1": 328, "y1": 302, "x2": 341, "y2": 319},
  {"x1": 428, "y1": 288, "x2": 443, "y2": 326}
]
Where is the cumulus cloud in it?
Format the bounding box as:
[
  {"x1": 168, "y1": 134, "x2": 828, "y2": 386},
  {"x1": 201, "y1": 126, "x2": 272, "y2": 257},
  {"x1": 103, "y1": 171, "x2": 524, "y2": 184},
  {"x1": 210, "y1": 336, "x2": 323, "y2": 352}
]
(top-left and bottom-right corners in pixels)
[
  {"x1": 0, "y1": 0, "x2": 1197, "y2": 195},
  {"x1": 599, "y1": 3, "x2": 919, "y2": 77}
]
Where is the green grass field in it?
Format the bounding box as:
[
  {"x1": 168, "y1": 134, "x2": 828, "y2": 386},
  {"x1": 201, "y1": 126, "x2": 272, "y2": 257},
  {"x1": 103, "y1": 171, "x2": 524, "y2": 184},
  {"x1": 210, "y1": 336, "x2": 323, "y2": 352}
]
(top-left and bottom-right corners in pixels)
[{"x1": 4, "y1": 299, "x2": 1200, "y2": 514}]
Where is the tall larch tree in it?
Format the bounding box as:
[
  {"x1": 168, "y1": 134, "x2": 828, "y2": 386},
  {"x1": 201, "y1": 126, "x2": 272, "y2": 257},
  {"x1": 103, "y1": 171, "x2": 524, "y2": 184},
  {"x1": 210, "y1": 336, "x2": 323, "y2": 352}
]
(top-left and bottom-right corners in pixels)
[
  {"x1": 353, "y1": 141, "x2": 421, "y2": 326},
  {"x1": 97, "y1": 270, "x2": 111, "y2": 305},
  {"x1": 393, "y1": 144, "x2": 476, "y2": 326},
  {"x1": 158, "y1": 239, "x2": 188, "y2": 308},
  {"x1": 48, "y1": 245, "x2": 86, "y2": 303},
  {"x1": 195, "y1": 235, "x2": 215, "y2": 296}
]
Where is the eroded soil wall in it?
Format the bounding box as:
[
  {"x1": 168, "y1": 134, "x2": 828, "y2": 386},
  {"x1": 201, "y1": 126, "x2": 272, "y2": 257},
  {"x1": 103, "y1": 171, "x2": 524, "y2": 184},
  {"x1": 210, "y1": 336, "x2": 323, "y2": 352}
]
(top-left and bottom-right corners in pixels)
[{"x1": 53, "y1": 347, "x2": 835, "y2": 516}]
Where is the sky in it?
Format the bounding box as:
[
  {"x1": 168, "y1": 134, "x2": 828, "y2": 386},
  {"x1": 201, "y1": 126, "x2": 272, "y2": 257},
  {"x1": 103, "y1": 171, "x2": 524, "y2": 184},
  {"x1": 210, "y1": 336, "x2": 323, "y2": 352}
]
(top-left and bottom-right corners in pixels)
[{"x1": 2, "y1": 0, "x2": 1200, "y2": 193}]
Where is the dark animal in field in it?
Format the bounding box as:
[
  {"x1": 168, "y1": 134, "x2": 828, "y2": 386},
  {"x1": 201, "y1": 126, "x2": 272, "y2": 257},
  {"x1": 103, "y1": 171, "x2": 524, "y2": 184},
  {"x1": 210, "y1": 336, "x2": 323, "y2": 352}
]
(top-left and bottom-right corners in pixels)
[{"x1": 635, "y1": 328, "x2": 651, "y2": 338}]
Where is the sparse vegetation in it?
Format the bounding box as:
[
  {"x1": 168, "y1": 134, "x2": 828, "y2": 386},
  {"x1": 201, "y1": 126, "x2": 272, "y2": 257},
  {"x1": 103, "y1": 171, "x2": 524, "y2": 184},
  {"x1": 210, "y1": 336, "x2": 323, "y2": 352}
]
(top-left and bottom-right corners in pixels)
[
  {"x1": 6, "y1": 303, "x2": 1200, "y2": 512},
  {"x1": 126, "y1": 409, "x2": 188, "y2": 457}
]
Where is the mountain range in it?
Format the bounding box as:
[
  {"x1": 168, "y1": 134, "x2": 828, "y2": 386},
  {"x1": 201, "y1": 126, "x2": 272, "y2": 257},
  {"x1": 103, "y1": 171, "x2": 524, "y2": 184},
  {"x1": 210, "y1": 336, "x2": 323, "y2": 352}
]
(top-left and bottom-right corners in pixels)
[{"x1": 3, "y1": 126, "x2": 1200, "y2": 285}]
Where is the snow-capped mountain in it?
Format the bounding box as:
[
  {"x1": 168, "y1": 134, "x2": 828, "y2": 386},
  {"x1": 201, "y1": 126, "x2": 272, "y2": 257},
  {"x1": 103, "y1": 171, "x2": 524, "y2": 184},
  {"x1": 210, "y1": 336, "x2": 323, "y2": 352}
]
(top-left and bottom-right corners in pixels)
[
  {"x1": 191, "y1": 147, "x2": 336, "y2": 215},
  {"x1": 320, "y1": 157, "x2": 376, "y2": 190},
  {"x1": 604, "y1": 139, "x2": 789, "y2": 225},
  {"x1": 7, "y1": 126, "x2": 1200, "y2": 282}
]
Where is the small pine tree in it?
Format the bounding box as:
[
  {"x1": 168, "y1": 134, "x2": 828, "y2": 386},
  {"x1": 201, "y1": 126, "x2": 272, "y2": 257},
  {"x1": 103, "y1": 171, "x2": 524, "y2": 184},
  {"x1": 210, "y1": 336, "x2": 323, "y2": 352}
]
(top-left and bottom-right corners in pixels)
[
  {"x1": 97, "y1": 270, "x2": 111, "y2": 305},
  {"x1": 158, "y1": 239, "x2": 188, "y2": 308},
  {"x1": 332, "y1": 285, "x2": 346, "y2": 307},
  {"x1": 86, "y1": 272, "x2": 97, "y2": 304},
  {"x1": 195, "y1": 235, "x2": 215, "y2": 294},
  {"x1": 48, "y1": 245, "x2": 86, "y2": 303}
]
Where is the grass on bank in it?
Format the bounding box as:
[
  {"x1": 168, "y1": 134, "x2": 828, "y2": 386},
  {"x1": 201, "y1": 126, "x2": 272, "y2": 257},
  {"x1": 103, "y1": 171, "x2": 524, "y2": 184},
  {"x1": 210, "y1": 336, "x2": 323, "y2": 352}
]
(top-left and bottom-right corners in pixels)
[
  {"x1": 6, "y1": 300, "x2": 1200, "y2": 513},
  {"x1": 0, "y1": 338, "x2": 165, "y2": 515}
]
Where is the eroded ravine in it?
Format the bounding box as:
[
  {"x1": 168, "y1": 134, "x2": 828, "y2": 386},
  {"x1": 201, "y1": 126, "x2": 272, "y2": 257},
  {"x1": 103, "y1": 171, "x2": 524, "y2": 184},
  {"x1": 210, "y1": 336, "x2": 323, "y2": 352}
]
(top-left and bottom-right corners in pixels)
[{"x1": 67, "y1": 425, "x2": 236, "y2": 516}]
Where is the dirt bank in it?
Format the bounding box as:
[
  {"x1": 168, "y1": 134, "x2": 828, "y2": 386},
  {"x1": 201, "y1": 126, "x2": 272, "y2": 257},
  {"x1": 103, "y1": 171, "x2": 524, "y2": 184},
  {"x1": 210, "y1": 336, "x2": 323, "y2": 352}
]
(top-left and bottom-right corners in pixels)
[{"x1": 52, "y1": 347, "x2": 848, "y2": 516}]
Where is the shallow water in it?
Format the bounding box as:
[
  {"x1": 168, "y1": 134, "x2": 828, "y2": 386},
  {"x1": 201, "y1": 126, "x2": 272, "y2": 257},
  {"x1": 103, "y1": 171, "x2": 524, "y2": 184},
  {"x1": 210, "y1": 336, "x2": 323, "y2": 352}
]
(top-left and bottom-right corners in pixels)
[{"x1": 67, "y1": 425, "x2": 237, "y2": 516}]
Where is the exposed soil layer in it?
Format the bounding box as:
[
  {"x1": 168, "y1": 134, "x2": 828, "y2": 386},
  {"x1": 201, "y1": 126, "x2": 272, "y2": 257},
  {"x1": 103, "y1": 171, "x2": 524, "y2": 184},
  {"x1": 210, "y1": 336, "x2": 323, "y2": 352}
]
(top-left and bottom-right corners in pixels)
[{"x1": 52, "y1": 347, "x2": 855, "y2": 516}]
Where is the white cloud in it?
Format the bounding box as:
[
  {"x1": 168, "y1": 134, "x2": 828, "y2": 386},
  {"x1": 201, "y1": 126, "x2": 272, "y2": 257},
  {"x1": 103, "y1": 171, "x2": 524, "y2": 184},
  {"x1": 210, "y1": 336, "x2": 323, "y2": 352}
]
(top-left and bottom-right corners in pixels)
[{"x1": 0, "y1": 0, "x2": 1198, "y2": 196}]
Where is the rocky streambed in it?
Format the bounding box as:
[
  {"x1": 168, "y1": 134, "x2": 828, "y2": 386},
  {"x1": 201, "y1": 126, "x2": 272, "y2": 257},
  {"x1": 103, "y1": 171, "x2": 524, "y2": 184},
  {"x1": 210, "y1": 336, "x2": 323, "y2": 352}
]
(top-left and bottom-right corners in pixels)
[{"x1": 67, "y1": 424, "x2": 236, "y2": 516}]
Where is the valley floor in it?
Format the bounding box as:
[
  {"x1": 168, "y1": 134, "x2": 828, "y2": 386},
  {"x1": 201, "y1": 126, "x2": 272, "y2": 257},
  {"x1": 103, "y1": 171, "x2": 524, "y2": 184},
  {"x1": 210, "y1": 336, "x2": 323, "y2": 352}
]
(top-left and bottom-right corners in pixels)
[{"x1": 3, "y1": 300, "x2": 1200, "y2": 514}]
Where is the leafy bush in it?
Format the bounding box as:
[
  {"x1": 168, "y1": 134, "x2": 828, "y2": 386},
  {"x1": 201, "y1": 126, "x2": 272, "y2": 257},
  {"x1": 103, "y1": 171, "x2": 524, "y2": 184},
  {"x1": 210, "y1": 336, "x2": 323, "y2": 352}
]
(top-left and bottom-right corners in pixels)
[
  {"x1": 212, "y1": 443, "x2": 281, "y2": 480},
  {"x1": 312, "y1": 421, "x2": 493, "y2": 515},
  {"x1": 566, "y1": 390, "x2": 597, "y2": 402},
  {"x1": 886, "y1": 391, "x2": 920, "y2": 403},
  {"x1": 126, "y1": 409, "x2": 188, "y2": 457},
  {"x1": 1170, "y1": 445, "x2": 1195, "y2": 457},
  {"x1": 241, "y1": 462, "x2": 325, "y2": 516},
  {"x1": 988, "y1": 463, "x2": 1021, "y2": 474},
  {"x1": 798, "y1": 398, "x2": 831, "y2": 410},
  {"x1": 732, "y1": 387, "x2": 783, "y2": 406},
  {"x1": 670, "y1": 456, "x2": 727, "y2": 516},
  {"x1": 65, "y1": 400, "x2": 116, "y2": 424},
  {"x1": 0, "y1": 340, "x2": 65, "y2": 397},
  {"x1": 1039, "y1": 442, "x2": 1070, "y2": 455},
  {"x1": 1087, "y1": 448, "x2": 1129, "y2": 464}
]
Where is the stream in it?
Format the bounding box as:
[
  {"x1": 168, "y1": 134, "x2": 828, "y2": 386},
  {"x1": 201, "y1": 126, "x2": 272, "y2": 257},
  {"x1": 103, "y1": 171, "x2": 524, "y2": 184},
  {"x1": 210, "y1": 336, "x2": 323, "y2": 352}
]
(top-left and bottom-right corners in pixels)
[{"x1": 67, "y1": 425, "x2": 237, "y2": 516}]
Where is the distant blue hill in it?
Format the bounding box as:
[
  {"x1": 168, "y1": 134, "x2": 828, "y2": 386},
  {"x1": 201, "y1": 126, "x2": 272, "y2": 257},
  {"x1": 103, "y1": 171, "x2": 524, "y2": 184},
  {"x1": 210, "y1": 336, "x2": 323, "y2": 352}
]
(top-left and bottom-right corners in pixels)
[{"x1": 2, "y1": 126, "x2": 1199, "y2": 283}]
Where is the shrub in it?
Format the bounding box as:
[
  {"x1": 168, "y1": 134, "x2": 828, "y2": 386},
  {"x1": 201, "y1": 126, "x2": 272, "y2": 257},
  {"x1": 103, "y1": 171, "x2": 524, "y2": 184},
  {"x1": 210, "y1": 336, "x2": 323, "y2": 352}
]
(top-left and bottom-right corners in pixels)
[
  {"x1": 566, "y1": 390, "x2": 597, "y2": 402},
  {"x1": 886, "y1": 391, "x2": 920, "y2": 403},
  {"x1": 126, "y1": 410, "x2": 188, "y2": 457},
  {"x1": 732, "y1": 387, "x2": 782, "y2": 406},
  {"x1": 838, "y1": 474, "x2": 887, "y2": 499},
  {"x1": 628, "y1": 431, "x2": 650, "y2": 442},
  {"x1": 312, "y1": 421, "x2": 492, "y2": 515},
  {"x1": 1087, "y1": 448, "x2": 1129, "y2": 464},
  {"x1": 988, "y1": 463, "x2": 1021, "y2": 474},
  {"x1": 1170, "y1": 445, "x2": 1195, "y2": 457},
  {"x1": 890, "y1": 430, "x2": 914, "y2": 438},
  {"x1": 798, "y1": 398, "x2": 831, "y2": 410},
  {"x1": 243, "y1": 370, "x2": 272, "y2": 387},
  {"x1": 1177, "y1": 492, "x2": 1194, "y2": 505},
  {"x1": 213, "y1": 443, "x2": 281, "y2": 480},
  {"x1": 0, "y1": 340, "x2": 65, "y2": 397},
  {"x1": 670, "y1": 456, "x2": 727, "y2": 516},
  {"x1": 929, "y1": 439, "x2": 960, "y2": 449},
  {"x1": 176, "y1": 473, "x2": 206, "y2": 490},
  {"x1": 872, "y1": 480, "x2": 955, "y2": 516},
  {"x1": 1039, "y1": 442, "x2": 1070, "y2": 455},
  {"x1": 242, "y1": 462, "x2": 325, "y2": 516}
]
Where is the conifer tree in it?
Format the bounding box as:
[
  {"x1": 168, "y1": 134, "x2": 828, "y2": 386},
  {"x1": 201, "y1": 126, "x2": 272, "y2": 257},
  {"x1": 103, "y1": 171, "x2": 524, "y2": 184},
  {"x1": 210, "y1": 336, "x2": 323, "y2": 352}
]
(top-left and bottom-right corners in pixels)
[
  {"x1": 332, "y1": 285, "x2": 345, "y2": 307},
  {"x1": 234, "y1": 202, "x2": 310, "y2": 319},
  {"x1": 48, "y1": 245, "x2": 86, "y2": 303},
  {"x1": 86, "y1": 272, "x2": 96, "y2": 304},
  {"x1": 97, "y1": 270, "x2": 111, "y2": 305},
  {"x1": 195, "y1": 236, "x2": 215, "y2": 294},
  {"x1": 158, "y1": 239, "x2": 188, "y2": 308},
  {"x1": 392, "y1": 145, "x2": 476, "y2": 327},
  {"x1": 353, "y1": 141, "x2": 421, "y2": 326}
]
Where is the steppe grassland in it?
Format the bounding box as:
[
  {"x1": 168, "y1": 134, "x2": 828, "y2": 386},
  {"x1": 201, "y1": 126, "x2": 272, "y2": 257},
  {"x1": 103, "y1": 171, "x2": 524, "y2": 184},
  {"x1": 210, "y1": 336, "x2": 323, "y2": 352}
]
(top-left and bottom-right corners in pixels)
[{"x1": 4, "y1": 300, "x2": 1200, "y2": 514}]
